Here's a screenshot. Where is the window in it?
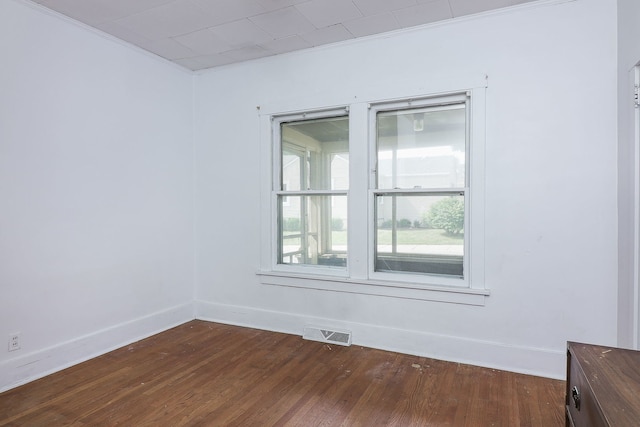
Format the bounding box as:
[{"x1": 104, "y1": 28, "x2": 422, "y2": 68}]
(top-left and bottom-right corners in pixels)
[
  {"x1": 371, "y1": 95, "x2": 469, "y2": 282},
  {"x1": 274, "y1": 111, "x2": 349, "y2": 269},
  {"x1": 261, "y1": 85, "x2": 487, "y2": 303}
]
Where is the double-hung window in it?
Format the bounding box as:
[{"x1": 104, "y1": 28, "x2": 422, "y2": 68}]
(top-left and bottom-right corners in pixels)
[
  {"x1": 274, "y1": 110, "x2": 349, "y2": 270},
  {"x1": 262, "y1": 86, "x2": 486, "y2": 303},
  {"x1": 370, "y1": 93, "x2": 469, "y2": 286}
]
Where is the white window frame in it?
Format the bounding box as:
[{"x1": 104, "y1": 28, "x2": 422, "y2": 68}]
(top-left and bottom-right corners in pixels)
[
  {"x1": 258, "y1": 83, "x2": 488, "y2": 306},
  {"x1": 368, "y1": 93, "x2": 471, "y2": 288},
  {"x1": 270, "y1": 107, "x2": 350, "y2": 277}
]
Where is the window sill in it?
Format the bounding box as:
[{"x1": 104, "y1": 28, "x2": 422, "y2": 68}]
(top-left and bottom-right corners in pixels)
[{"x1": 257, "y1": 270, "x2": 489, "y2": 306}]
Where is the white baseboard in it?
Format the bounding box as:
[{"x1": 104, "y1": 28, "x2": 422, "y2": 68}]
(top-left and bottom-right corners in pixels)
[
  {"x1": 0, "y1": 303, "x2": 195, "y2": 393},
  {"x1": 196, "y1": 300, "x2": 566, "y2": 379}
]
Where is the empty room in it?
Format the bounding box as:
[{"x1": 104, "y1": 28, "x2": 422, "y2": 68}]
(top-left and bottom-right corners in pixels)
[{"x1": 2, "y1": 0, "x2": 639, "y2": 425}]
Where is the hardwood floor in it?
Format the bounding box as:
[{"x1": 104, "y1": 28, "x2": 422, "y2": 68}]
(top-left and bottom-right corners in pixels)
[{"x1": 0, "y1": 320, "x2": 565, "y2": 426}]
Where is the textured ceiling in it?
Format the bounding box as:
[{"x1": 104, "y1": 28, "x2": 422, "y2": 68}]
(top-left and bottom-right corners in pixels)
[{"x1": 30, "y1": 0, "x2": 538, "y2": 71}]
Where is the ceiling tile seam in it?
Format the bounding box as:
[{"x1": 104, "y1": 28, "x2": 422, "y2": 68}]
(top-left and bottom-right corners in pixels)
[
  {"x1": 446, "y1": 0, "x2": 455, "y2": 17},
  {"x1": 231, "y1": 0, "x2": 442, "y2": 42}
]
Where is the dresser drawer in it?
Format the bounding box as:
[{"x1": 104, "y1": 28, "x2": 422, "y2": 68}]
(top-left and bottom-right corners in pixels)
[
  {"x1": 566, "y1": 348, "x2": 606, "y2": 427},
  {"x1": 566, "y1": 342, "x2": 640, "y2": 427}
]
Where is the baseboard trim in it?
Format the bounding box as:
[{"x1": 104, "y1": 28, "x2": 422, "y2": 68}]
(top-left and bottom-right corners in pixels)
[
  {"x1": 196, "y1": 300, "x2": 565, "y2": 379},
  {"x1": 0, "y1": 303, "x2": 195, "y2": 393}
]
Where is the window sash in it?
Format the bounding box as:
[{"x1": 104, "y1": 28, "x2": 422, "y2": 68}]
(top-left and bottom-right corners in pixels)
[
  {"x1": 272, "y1": 109, "x2": 350, "y2": 194},
  {"x1": 369, "y1": 93, "x2": 471, "y2": 284},
  {"x1": 272, "y1": 108, "x2": 350, "y2": 272},
  {"x1": 276, "y1": 194, "x2": 347, "y2": 267},
  {"x1": 373, "y1": 191, "x2": 466, "y2": 278}
]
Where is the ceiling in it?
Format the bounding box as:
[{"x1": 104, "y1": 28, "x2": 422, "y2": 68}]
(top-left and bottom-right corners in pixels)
[{"x1": 30, "y1": 0, "x2": 537, "y2": 71}]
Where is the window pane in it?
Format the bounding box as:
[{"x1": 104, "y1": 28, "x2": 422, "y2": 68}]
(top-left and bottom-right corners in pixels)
[
  {"x1": 282, "y1": 146, "x2": 302, "y2": 191},
  {"x1": 279, "y1": 195, "x2": 347, "y2": 267},
  {"x1": 377, "y1": 104, "x2": 465, "y2": 190},
  {"x1": 375, "y1": 194, "x2": 464, "y2": 277},
  {"x1": 281, "y1": 116, "x2": 349, "y2": 191}
]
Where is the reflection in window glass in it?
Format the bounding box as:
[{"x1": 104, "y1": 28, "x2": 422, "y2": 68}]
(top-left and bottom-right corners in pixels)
[
  {"x1": 377, "y1": 104, "x2": 465, "y2": 190},
  {"x1": 281, "y1": 116, "x2": 349, "y2": 191}
]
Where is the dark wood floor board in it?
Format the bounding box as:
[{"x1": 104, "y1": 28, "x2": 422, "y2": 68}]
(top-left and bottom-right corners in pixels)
[
  {"x1": 279, "y1": 346, "x2": 384, "y2": 427},
  {"x1": 413, "y1": 358, "x2": 461, "y2": 426},
  {"x1": 335, "y1": 359, "x2": 398, "y2": 427},
  {"x1": 220, "y1": 343, "x2": 353, "y2": 425},
  {"x1": 169, "y1": 335, "x2": 315, "y2": 425},
  {"x1": 223, "y1": 346, "x2": 341, "y2": 425},
  {"x1": 0, "y1": 320, "x2": 565, "y2": 426},
  {"x1": 451, "y1": 364, "x2": 489, "y2": 426},
  {"x1": 259, "y1": 350, "x2": 357, "y2": 426},
  {"x1": 384, "y1": 356, "x2": 438, "y2": 426},
  {"x1": 86, "y1": 325, "x2": 285, "y2": 425},
  {"x1": 282, "y1": 346, "x2": 390, "y2": 425}
]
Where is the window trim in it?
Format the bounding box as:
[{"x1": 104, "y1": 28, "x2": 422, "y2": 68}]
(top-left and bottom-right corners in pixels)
[
  {"x1": 258, "y1": 82, "x2": 488, "y2": 305},
  {"x1": 256, "y1": 270, "x2": 489, "y2": 305}
]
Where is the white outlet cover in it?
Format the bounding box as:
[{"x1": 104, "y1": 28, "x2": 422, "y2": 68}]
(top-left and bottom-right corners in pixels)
[{"x1": 8, "y1": 333, "x2": 20, "y2": 351}]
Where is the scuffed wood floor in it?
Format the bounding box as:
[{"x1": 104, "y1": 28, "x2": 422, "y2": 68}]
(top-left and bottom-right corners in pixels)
[{"x1": 0, "y1": 320, "x2": 565, "y2": 426}]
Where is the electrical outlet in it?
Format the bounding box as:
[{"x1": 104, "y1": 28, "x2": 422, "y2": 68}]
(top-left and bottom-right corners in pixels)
[{"x1": 8, "y1": 333, "x2": 20, "y2": 352}]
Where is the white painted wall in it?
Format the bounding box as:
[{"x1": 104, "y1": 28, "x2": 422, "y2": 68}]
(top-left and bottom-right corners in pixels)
[
  {"x1": 617, "y1": 0, "x2": 640, "y2": 348},
  {"x1": 194, "y1": 0, "x2": 619, "y2": 379},
  {"x1": 0, "y1": 0, "x2": 195, "y2": 390}
]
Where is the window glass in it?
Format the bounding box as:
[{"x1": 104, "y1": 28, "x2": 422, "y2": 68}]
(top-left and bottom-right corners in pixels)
[
  {"x1": 279, "y1": 195, "x2": 347, "y2": 267},
  {"x1": 375, "y1": 194, "x2": 463, "y2": 277},
  {"x1": 278, "y1": 114, "x2": 348, "y2": 269},
  {"x1": 282, "y1": 146, "x2": 302, "y2": 191},
  {"x1": 374, "y1": 100, "x2": 467, "y2": 279},
  {"x1": 281, "y1": 117, "x2": 349, "y2": 191},
  {"x1": 377, "y1": 104, "x2": 465, "y2": 190}
]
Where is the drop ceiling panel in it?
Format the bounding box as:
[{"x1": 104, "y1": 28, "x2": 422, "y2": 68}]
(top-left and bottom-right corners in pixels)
[
  {"x1": 209, "y1": 19, "x2": 273, "y2": 47},
  {"x1": 190, "y1": 0, "x2": 267, "y2": 26},
  {"x1": 173, "y1": 29, "x2": 232, "y2": 55},
  {"x1": 256, "y1": 0, "x2": 308, "y2": 12},
  {"x1": 352, "y1": 0, "x2": 419, "y2": 16},
  {"x1": 449, "y1": 0, "x2": 514, "y2": 16},
  {"x1": 260, "y1": 35, "x2": 311, "y2": 54},
  {"x1": 114, "y1": 0, "x2": 214, "y2": 40},
  {"x1": 249, "y1": 7, "x2": 315, "y2": 39},
  {"x1": 295, "y1": 0, "x2": 363, "y2": 29},
  {"x1": 139, "y1": 38, "x2": 196, "y2": 60},
  {"x1": 343, "y1": 13, "x2": 400, "y2": 38},
  {"x1": 94, "y1": 21, "x2": 153, "y2": 47},
  {"x1": 34, "y1": 0, "x2": 126, "y2": 25},
  {"x1": 222, "y1": 44, "x2": 270, "y2": 61},
  {"x1": 299, "y1": 24, "x2": 354, "y2": 47},
  {"x1": 393, "y1": 0, "x2": 453, "y2": 28}
]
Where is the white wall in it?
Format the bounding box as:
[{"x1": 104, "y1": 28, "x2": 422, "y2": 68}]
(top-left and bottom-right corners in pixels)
[
  {"x1": 194, "y1": 0, "x2": 619, "y2": 379},
  {"x1": 0, "y1": 0, "x2": 195, "y2": 391},
  {"x1": 617, "y1": 0, "x2": 640, "y2": 348}
]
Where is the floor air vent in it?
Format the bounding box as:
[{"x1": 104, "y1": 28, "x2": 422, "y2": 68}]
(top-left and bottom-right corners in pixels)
[{"x1": 303, "y1": 326, "x2": 352, "y2": 346}]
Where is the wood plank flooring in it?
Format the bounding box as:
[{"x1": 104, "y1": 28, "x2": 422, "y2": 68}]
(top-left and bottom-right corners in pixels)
[{"x1": 0, "y1": 320, "x2": 565, "y2": 426}]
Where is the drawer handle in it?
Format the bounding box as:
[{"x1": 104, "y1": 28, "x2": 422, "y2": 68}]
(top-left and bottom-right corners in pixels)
[{"x1": 572, "y1": 386, "x2": 581, "y2": 410}]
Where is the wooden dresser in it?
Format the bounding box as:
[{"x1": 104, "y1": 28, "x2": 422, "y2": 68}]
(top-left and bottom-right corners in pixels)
[{"x1": 566, "y1": 341, "x2": 640, "y2": 426}]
